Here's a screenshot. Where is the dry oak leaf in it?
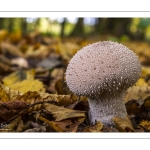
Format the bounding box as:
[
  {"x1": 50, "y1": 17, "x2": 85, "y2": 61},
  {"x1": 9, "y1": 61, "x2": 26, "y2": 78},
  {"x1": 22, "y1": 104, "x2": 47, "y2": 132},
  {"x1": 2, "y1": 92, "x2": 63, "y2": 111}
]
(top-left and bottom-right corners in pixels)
[
  {"x1": 0, "y1": 100, "x2": 27, "y2": 121},
  {"x1": 139, "y1": 120, "x2": 150, "y2": 131},
  {"x1": 57, "y1": 42, "x2": 81, "y2": 61},
  {"x1": 0, "y1": 61, "x2": 14, "y2": 74},
  {"x1": 0, "y1": 42, "x2": 23, "y2": 57},
  {"x1": 124, "y1": 86, "x2": 150, "y2": 103},
  {"x1": 0, "y1": 83, "x2": 22, "y2": 102},
  {"x1": 112, "y1": 115, "x2": 135, "y2": 132},
  {"x1": 39, "y1": 116, "x2": 84, "y2": 132},
  {"x1": 0, "y1": 116, "x2": 21, "y2": 132},
  {"x1": 0, "y1": 84, "x2": 78, "y2": 106},
  {"x1": 25, "y1": 45, "x2": 50, "y2": 59},
  {"x1": 45, "y1": 103, "x2": 86, "y2": 121},
  {"x1": 83, "y1": 121, "x2": 103, "y2": 132}
]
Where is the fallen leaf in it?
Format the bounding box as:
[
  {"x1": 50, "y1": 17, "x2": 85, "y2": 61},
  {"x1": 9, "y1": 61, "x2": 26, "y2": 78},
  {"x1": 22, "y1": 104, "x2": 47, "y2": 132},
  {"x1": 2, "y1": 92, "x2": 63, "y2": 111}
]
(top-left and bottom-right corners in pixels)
[
  {"x1": 112, "y1": 115, "x2": 135, "y2": 132},
  {"x1": 45, "y1": 103, "x2": 86, "y2": 121},
  {"x1": 0, "y1": 84, "x2": 78, "y2": 106},
  {"x1": 125, "y1": 100, "x2": 141, "y2": 115},
  {"x1": 0, "y1": 116, "x2": 21, "y2": 132},
  {"x1": 139, "y1": 120, "x2": 150, "y2": 131},
  {"x1": 0, "y1": 62, "x2": 13, "y2": 74},
  {"x1": 0, "y1": 85, "x2": 10, "y2": 102},
  {"x1": 25, "y1": 45, "x2": 50, "y2": 59},
  {"x1": 0, "y1": 54, "x2": 11, "y2": 65},
  {"x1": 142, "y1": 66, "x2": 150, "y2": 77},
  {"x1": 135, "y1": 78, "x2": 148, "y2": 86},
  {"x1": 57, "y1": 42, "x2": 81, "y2": 61},
  {"x1": 39, "y1": 116, "x2": 84, "y2": 132},
  {"x1": 125, "y1": 86, "x2": 150, "y2": 103},
  {"x1": 83, "y1": 121, "x2": 103, "y2": 132},
  {"x1": 0, "y1": 42, "x2": 23, "y2": 57},
  {"x1": 0, "y1": 100, "x2": 27, "y2": 121},
  {"x1": 8, "y1": 79, "x2": 45, "y2": 93}
]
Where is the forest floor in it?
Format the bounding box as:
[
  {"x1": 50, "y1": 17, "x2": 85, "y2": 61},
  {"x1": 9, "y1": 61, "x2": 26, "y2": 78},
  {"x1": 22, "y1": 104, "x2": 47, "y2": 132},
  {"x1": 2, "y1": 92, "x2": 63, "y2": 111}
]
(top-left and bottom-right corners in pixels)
[{"x1": 0, "y1": 30, "x2": 150, "y2": 132}]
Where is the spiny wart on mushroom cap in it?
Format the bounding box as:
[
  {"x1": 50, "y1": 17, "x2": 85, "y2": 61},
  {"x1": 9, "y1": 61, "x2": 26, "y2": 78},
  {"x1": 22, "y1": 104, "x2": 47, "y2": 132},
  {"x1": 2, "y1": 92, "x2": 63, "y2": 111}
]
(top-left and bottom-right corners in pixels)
[{"x1": 65, "y1": 41, "x2": 141, "y2": 125}]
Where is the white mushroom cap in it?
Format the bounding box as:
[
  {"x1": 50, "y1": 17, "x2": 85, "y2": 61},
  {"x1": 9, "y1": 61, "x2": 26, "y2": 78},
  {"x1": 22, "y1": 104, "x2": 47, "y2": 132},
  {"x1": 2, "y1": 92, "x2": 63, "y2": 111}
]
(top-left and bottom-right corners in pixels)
[{"x1": 66, "y1": 41, "x2": 141, "y2": 98}]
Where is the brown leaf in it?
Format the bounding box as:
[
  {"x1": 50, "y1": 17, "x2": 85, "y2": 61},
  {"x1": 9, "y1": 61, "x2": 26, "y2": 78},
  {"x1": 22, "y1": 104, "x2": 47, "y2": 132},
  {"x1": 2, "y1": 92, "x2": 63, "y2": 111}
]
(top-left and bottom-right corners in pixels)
[
  {"x1": 0, "y1": 61, "x2": 13, "y2": 74},
  {"x1": 45, "y1": 103, "x2": 86, "y2": 121},
  {"x1": 125, "y1": 86, "x2": 150, "y2": 103},
  {"x1": 0, "y1": 85, "x2": 10, "y2": 102},
  {"x1": 16, "y1": 120, "x2": 24, "y2": 132},
  {"x1": 125, "y1": 100, "x2": 141, "y2": 115},
  {"x1": 1, "y1": 84, "x2": 78, "y2": 107},
  {"x1": 112, "y1": 115, "x2": 135, "y2": 132},
  {"x1": 39, "y1": 116, "x2": 84, "y2": 132},
  {"x1": 83, "y1": 121, "x2": 103, "y2": 132},
  {"x1": 0, "y1": 42, "x2": 23, "y2": 57},
  {"x1": 0, "y1": 100, "x2": 27, "y2": 121},
  {"x1": 49, "y1": 68, "x2": 64, "y2": 93},
  {"x1": 0, "y1": 116, "x2": 21, "y2": 132}
]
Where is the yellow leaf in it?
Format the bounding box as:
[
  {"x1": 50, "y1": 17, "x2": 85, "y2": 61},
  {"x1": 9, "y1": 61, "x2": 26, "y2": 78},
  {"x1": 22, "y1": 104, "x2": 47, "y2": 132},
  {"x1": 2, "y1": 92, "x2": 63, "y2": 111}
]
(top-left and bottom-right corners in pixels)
[
  {"x1": 139, "y1": 120, "x2": 150, "y2": 131},
  {"x1": 142, "y1": 66, "x2": 150, "y2": 77},
  {"x1": 25, "y1": 45, "x2": 50, "y2": 59},
  {"x1": 2, "y1": 69, "x2": 35, "y2": 86},
  {"x1": 0, "y1": 83, "x2": 22, "y2": 102},
  {"x1": 8, "y1": 79, "x2": 45, "y2": 93},
  {"x1": 135, "y1": 78, "x2": 148, "y2": 86},
  {"x1": 112, "y1": 115, "x2": 135, "y2": 132},
  {"x1": 57, "y1": 42, "x2": 81, "y2": 61}
]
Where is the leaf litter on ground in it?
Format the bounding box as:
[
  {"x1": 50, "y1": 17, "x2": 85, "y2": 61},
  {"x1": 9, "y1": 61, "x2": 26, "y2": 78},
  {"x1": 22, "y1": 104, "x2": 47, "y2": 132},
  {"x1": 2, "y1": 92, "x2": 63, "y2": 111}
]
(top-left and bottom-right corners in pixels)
[{"x1": 1, "y1": 30, "x2": 150, "y2": 132}]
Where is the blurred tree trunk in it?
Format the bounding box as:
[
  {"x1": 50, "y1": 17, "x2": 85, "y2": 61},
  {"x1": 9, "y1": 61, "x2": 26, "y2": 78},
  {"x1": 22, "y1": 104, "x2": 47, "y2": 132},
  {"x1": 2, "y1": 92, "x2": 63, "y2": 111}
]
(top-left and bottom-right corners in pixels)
[
  {"x1": 60, "y1": 18, "x2": 67, "y2": 37},
  {"x1": 104, "y1": 18, "x2": 131, "y2": 37},
  {"x1": 21, "y1": 18, "x2": 27, "y2": 36},
  {"x1": 8, "y1": 18, "x2": 14, "y2": 32},
  {"x1": 69, "y1": 18, "x2": 84, "y2": 36},
  {"x1": 92, "y1": 18, "x2": 132, "y2": 38},
  {"x1": 0, "y1": 18, "x2": 5, "y2": 29},
  {"x1": 94, "y1": 18, "x2": 102, "y2": 33}
]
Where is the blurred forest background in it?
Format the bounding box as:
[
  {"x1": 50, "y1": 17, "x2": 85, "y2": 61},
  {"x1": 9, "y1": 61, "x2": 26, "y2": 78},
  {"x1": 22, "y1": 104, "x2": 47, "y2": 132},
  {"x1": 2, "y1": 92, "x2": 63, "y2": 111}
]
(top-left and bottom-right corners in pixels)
[
  {"x1": 1, "y1": 17, "x2": 150, "y2": 40},
  {"x1": 1, "y1": 17, "x2": 150, "y2": 66}
]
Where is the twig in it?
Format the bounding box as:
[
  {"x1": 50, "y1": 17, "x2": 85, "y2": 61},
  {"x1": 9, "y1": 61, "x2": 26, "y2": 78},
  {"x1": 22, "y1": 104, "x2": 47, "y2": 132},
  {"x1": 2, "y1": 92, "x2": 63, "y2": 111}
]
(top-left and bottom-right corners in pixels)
[{"x1": 1, "y1": 100, "x2": 57, "y2": 124}]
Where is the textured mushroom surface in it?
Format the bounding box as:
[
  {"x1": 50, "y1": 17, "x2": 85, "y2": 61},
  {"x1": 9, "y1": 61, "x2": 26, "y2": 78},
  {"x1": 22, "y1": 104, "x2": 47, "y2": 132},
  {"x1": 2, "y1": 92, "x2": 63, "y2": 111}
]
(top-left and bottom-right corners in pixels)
[{"x1": 66, "y1": 41, "x2": 141, "y2": 125}]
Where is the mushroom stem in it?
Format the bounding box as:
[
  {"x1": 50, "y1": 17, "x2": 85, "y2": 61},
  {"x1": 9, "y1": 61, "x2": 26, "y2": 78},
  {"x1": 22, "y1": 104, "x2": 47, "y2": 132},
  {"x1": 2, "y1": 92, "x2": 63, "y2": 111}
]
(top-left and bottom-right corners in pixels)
[{"x1": 88, "y1": 92, "x2": 127, "y2": 125}]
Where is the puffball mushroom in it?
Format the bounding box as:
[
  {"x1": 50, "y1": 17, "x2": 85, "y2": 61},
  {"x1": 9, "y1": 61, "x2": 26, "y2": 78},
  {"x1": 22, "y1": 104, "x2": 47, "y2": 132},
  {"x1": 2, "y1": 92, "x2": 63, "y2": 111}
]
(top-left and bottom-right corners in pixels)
[{"x1": 65, "y1": 41, "x2": 141, "y2": 125}]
